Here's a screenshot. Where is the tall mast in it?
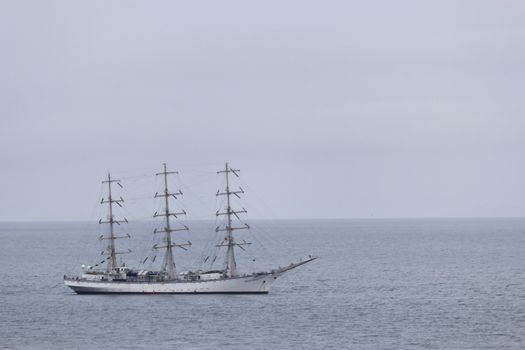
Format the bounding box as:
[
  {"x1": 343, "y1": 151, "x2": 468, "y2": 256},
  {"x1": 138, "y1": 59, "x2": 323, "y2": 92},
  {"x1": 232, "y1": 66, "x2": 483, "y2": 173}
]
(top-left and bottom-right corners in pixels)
[
  {"x1": 224, "y1": 163, "x2": 235, "y2": 277},
  {"x1": 216, "y1": 163, "x2": 251, "y2": 277},
  {"x1": 100, "y1": 173, "x2": 129, "y2": 272},
  {"x1": 153, "y1": 163, "x2": 190, "y2": 280}
]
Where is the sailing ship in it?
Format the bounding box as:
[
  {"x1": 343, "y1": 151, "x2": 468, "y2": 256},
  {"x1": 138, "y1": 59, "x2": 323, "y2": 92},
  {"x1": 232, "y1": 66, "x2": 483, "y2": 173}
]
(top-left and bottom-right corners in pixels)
[{"x1": 64, "y1": 163, "x2": 316, "y2": 294}]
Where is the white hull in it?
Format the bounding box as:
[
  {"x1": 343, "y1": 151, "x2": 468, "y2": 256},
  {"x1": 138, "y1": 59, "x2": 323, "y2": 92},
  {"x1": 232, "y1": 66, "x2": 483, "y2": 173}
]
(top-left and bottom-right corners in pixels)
[{"x1": 65, "y1": 273, "x2": 277, "y2": 294}]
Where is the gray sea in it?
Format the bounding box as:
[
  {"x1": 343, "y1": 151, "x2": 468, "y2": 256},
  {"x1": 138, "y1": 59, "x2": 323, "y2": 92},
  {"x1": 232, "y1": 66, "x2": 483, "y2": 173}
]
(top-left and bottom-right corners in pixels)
[{"x1": 1, "y1": 218, "x2": 525, "y2": 349}]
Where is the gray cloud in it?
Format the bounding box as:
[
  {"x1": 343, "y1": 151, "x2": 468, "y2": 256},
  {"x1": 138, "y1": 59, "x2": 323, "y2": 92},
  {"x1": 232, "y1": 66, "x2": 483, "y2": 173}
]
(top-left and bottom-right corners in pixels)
[{"x1": 1, "y1": 0, "x2": 524, "y2": 220}]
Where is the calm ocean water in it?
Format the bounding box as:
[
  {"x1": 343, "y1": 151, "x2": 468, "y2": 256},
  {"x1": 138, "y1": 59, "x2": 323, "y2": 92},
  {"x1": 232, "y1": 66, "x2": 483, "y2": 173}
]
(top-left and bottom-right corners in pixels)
[{"x1": 1, "y1": 218, "x2": 524, "y2": 349}]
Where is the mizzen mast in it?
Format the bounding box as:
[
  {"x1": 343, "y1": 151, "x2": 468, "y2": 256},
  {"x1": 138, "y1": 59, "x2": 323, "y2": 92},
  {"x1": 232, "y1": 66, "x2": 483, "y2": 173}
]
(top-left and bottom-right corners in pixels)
[
  {"x1": 216, "y1": 163, "x2": 251, "y2": 277},
  {"x1": 153, "y1": 163, "x2": 190, "y2": 280},
  {"x1": 99, "y1": 173, "x2": 130, "y2": 272}
]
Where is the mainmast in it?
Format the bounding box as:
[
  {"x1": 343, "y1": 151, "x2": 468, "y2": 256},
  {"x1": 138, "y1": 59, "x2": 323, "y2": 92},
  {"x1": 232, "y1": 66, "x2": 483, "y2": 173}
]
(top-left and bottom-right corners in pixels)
[
  {"x1": 153, "y1": 163, "x2": 190, "y2": 280},
  {"x1": 100, "y1": 173, "x2": 129, "y2": 272},
  {"x1": 216, "y1": 163, "x2": 251, "y2": 277}
]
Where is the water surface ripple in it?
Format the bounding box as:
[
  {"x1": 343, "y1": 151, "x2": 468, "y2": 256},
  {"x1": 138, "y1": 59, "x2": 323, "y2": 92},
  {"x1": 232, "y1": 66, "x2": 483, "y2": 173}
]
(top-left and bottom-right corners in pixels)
[{"x1": 1, "y1": 219, "x2": 524, "y2": 349}]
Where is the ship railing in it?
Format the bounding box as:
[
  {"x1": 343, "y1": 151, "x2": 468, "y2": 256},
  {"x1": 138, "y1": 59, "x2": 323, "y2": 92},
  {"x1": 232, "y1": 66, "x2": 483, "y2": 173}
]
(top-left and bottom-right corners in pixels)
[
  {"x1": 64, "y1": 275, "x2": 81, "y2": 280},
  {"x1": 63, "y1": 274, "x2": 186, "y2": 282}
]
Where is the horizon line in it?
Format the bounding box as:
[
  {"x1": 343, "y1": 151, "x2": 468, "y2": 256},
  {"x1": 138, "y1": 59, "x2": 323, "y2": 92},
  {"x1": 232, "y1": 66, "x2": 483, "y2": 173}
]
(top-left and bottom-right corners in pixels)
[{"x1": 1, "y1": 216, "x2": 525, "y2": 224}]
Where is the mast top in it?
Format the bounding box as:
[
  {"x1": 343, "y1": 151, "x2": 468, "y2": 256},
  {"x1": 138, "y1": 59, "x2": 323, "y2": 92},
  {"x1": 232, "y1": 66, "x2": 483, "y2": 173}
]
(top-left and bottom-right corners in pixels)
[{"x1": 217, "y1": 162, "x2": 240, "y2": 177}]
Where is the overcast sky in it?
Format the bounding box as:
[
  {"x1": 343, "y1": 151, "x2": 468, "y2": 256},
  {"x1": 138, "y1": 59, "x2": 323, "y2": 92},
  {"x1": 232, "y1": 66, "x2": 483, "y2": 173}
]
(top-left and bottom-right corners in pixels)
[{"x1": 1, "y1": 0, "x2": 524, "y2": 221}]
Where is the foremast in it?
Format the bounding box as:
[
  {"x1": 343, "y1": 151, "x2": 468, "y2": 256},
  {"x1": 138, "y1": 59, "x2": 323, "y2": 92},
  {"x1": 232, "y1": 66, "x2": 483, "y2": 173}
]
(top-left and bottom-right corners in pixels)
[
  {"x1": 216, "y1": 163, "x2": 251, "y2": 277},
  {"x1": 153, "y1": 163, "x2": 191, "y2": 280},
  {"x1": 99, "y1": 173, "x2": 130, "y2": 272}
]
